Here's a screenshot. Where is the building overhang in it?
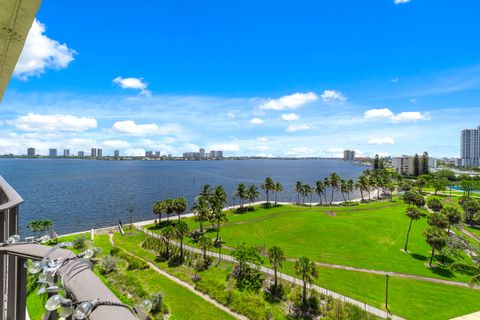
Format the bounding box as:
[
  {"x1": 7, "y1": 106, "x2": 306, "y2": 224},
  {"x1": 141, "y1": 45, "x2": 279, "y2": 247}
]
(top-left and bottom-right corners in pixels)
[{"x1": 0, "y1": 0, "x2": 42, "y2": 101}]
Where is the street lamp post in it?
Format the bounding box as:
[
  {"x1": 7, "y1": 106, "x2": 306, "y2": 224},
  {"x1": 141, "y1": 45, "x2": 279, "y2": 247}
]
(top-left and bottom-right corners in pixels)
[{"x1": 385, "y1": 273, "x2": 390, "y2": 314}]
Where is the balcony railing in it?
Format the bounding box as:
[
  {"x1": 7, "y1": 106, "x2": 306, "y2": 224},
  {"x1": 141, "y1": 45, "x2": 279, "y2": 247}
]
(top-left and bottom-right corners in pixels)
[{"x1": 0, "y1": 176, "x2": 138, "y2": 320}]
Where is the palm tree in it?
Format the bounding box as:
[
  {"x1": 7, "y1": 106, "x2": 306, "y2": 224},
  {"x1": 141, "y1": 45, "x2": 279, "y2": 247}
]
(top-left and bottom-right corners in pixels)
[
  {"x1": 267, "y1": 246, "x2": 286, "y2": 291},
  {"x1": 160, "y1": 225, "x2": 176, "y2": 257},
  {"x1": 347, "y1": 179, "x2": 355, "y2": 202},
  {"x1": 329, "y1": 173, "x2": 341, "y2": 204},
  {"x1": 295, "y1": 181, "x2": 303, "y2": 204},
  {"x1": 274, "y1": 182, "x2": 283, "y2": 205},
  {"x1": 315, "y1": 180, "x2": 325, "y2": 205},
  {"x1": 192, "y1": 196, "x2": 210, "y2": 234},
  {"x1": 152, "y1": 200, "x2": 166, "y2": 222},
  {"x1": 261, "y1": 177, "x2": 275, "y2": 204},
  {"x1": 294, "y1": 256, "x2": 319, "y2": 305},
  {"x1": 303, "y1": 184, "x2": 313, "y2": 207},
  {"x1": 340, "y1": 180, "x2": 348, "y2": 203},
  {"x1": 199, "y1": 184, "x2": 213, "y2": 200},
  {"x1": 424, "y1": 227, "x2": 448, "y2": 267},
  {"x1": 248, "y1": 185, "x2": 259, "y2": 205},
  {"x1": 174, "y1": 197, "x2": 188, "y2": 221},
  {"x1": 175, "y1": 221, "x2": 189, "y2": 258},
  {"x1": 198, "y1": 235, "x2": 212, "y2": 261},
  {"x1": 235, "y1": 184, "x2": 248, "y2": 208},
  {"x1": 442, "y1": 206, "x2": 462, "y2": 234},
  {"x1": 404, "y1": 207, "x2": 421, "y2": 252},
  {"x1": 358, "y1": 175, "x2": 370, "y2": 201},
  {"x1": 164, "y1": 198, "x2": 175, "y2": 222}
]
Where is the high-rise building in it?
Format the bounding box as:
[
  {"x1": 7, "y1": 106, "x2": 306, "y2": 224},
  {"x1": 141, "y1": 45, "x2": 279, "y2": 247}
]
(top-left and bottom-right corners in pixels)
[
  {"x1": 114, "y1": 150, "x2": 120, "y2": 158},
  {"x1": 97, "y1": 149, "x2": 103, "y2": 158},
  {"x1": 145, "y1": 151, "x2": 153, "y2": 158},
  {"x1": 91, "y1": 148, "x2": 97, "y2": 158},
  {"x1": 209, "y1": 150, "x2": 223, "y2": 158},
  {"x1": 78, "y1": 151, "x2": 85, "y2": 158},
  {"x1": 49, "y1": 149, "x2": 57, "y2": 157},
  {"x1": 155, "y1": 151, "x2": 161, "y2": 158},
  {"x1": 461, "y1": 127, "x2": 480, "y2": 167},
  {"x1": 392, "y1": 154, "x2": 435, "y2": 175},
  {"x1": 64, "y1": 149, "x2": 70, "y2": 157},
  {"x1": 343, "y1": 150, "x2": 355, "y2": 161},
  {"x1": 27, "y1": 147, "x2": 35, "y2": 157},
  {"x1": 199, "y1": 148, "x2": 205, "y2": 158}
]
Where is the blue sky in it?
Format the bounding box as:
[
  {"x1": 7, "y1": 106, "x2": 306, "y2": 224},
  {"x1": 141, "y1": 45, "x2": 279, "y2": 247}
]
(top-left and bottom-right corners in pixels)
[{"x1": 1, "y1": 0, "x2": 479, "y2": 157}]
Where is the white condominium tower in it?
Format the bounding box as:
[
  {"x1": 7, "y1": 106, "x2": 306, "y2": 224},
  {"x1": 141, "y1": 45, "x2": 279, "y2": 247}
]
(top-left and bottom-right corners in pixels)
[{"x1": 461, "y1": 127, "x2": 480, "y2": 167}]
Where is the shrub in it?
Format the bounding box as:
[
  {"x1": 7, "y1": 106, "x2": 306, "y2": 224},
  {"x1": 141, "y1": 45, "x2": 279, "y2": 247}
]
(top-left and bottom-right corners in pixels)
[
  {"x1": 150, "y1": 292, "x2": 167, "y2": 314},
  {"x1": 427, "y1": 197, "x2": 443, "y2": 212},
  {"x1": 110, "y1": 247, "x2": 120, "y2": 256},
  {"x1": 72, "y1": 235, "x2": 86, "y2": 250},
  {"x1": 99, "y1": 255, "x2": 119, "y2": 274},
  {"x1": 117, "y1": 252, "x2": 149, "y2": 270}
]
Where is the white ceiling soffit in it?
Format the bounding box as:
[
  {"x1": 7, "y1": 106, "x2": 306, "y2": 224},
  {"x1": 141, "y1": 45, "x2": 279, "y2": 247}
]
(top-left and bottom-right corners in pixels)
[{"x1": 0, "y1": 0, "x2": 42, "y2": 101}]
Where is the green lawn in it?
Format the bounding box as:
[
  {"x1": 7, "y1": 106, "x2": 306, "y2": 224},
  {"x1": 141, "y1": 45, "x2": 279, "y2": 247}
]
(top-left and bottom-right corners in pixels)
[{"x1": 152, "y1": 201, "x2": 475, "y2": 282}]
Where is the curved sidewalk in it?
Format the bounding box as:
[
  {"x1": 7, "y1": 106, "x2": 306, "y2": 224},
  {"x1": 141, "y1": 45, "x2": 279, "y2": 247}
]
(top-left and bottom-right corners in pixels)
[{"x1": 134, "y1": 225, "x2": 404, "y2": 320}]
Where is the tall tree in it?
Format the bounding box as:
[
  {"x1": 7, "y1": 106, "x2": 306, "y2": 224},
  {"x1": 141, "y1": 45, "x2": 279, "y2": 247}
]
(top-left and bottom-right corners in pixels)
[
  {"x1": 422, "y1": 152, "x2": 429, "y2": 175},
  {"x1": 235, "y1": 184, "x2": 248, "y2": 208},
  {"x1": 413, "y1": 154, "x2": 420, "y2": 177},
  {"x1": 160, "y1": 225, "x2": 176, "y2": 257},
  {"x1": 329, "y1": 172, "x2": 341, "y2": 204},
  {"x1": 152, "y1": 200, "x2": 166, "y2": 222},
  {"x1": 267, "y1": 246, "x2": 286, "y2": 291},
  {"x1": 424, "y1": 227, "x2": 448, "y2": 267},
  {"x1": 174, "y1": 197, "x2": 188, "y2": 221},
  {"x1": 315, "y1": 180, "x2": 326, "y2": 205},
  {"x1": 294, "y1": 256, "x2": 319, "y2": 305},
  {"x1": 212, "y1": 186, "x2": 228, "y2": 242},
  {"x1": 192, "y1": 196, "x2": 210, "y2": 234},
  {"x1": 295, "y1": 181, "x2": 303, "y2": 204},
  {"x1": 198, "y1": 235, "x2": 212, "y2": 261},
  {"x1": 303, "y1": 184, "x2": 313, "y2": 207},
  {"x1": 261, "y1": 177, "x2": 274, "y2": 204},
  {"x1": 404, "y1": 207, "x2": 421, "y2": 252},
  {"x1": 175, "y1": 221, "x2": 189, "y2": 258},
  {"x1": 373, "y1": 154, "x2": 380, "y2": 170},
  {"x1": 442, "y1": 206, "x2": 462, "y2": 234},
  {"x1": 340, "y1": 180, "x2": 348, "y2": 203},
  {"x1": 358, "y1": 175, "x2": 370, "y2": 201},
  {"x1": 248, "y1": 185, "x2": 259, "y2": 205},
  {"x1": 346, "y1": 179, "x2": 355, "y2": 202},
  {"x1": 274, "y1": 182, "x2": 283, "y2": 205}
]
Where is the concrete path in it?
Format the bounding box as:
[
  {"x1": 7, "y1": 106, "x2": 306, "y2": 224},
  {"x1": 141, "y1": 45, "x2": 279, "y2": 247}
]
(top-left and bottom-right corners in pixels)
[
  {"x1": 135, "y1": 225, "x2": 404, "y2": 320},
  {"x1": 108, "y1": 234, "x2": 247, "y2": 320}
]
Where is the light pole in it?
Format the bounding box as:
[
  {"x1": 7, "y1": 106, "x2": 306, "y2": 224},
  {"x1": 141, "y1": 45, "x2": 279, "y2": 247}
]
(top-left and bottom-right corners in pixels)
[{"x1": 385, "y1": 273, "x2": 390, "y2": 314}]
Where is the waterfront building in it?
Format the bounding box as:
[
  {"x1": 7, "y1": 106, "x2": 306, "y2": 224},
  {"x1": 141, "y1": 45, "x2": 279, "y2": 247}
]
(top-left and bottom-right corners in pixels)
[
  {"x1": 78, "y1": 151, "x2": 85, "y2": 158},
  {"x1": 97, "y1": 149, "x2": 103, "y2": 158},
  {"x1": 114, "y1": 150, "x2": 120, "y2": 158},
  {"x1": 63, "y1": 149, "x2": 70, "y2": 157},
  {"x1": 199, "y1": 148, "x2": 205, "y2": 158},
  {"x1": 145, "y1": 151, "x2": 153, "y2": 158},
  {"x1": 343, "y1": 150, "x2": 355, "y2": 161},
  {"x1": 27, "y1": 147, "x2": 35, "y2": 157},
  {"x1": 392, "y1": 154, "x2": 434, "y2": 175},
  {"x1": 155, "y1": 151, "x2": 161, "y2": 157},
  {"x1": 49, "y1": 148, "x2": 57, "y2": 157},
  {"x1": 461, "y1": 127, "x2": 480, "y2": 167},
  {"x1": 209, "y1": 150, "x2": 224, "y2": 158},
  {"x1": 91, "y1": 148, "x2": 97, "y2": 158}
]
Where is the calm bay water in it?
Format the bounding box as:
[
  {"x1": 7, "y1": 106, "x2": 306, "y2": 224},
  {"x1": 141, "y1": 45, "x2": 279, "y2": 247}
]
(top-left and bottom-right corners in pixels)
[{"x1": 0, "y1": 158, "x2": 368, "y2": 235}]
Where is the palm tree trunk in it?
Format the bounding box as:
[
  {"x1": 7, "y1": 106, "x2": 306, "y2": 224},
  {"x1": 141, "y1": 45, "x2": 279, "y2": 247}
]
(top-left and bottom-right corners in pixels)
[
  {"x1": 274, "y1": 268, "x2": 278, "y2": 288},
  {"x1": 216, "y1": 220, "x2": 220, "y2": 242},
  {"x1": 342, "y1": 192, "x2": 346, "y2": 203},
  {"x1": 180, "y1": 239, "x2": 184, "y2": 257},
  {"x1": 297, "y1": 192, "x2": 300, "y2": 204},
  {"x1": 404, "y1": 219, "x2": 413, "y2": 252},
  {"x1": 330, "y1": 188, "x2": 335, "y2": 204},
  {"x1": 429, "y1": 248, "x2": 435, "y2": 267},
  {"x1": 275, "y1": 192, "x2": 278, "y2": 205},
  {"x1": 266, "y1": 191, "x2": 269, "y2": 204},
  {"x1": 360, "y1": 189, "x2": 364, "y2": 201},
  {"x1": 302, "y1": 280, "x2": 307, "y2": 305}
]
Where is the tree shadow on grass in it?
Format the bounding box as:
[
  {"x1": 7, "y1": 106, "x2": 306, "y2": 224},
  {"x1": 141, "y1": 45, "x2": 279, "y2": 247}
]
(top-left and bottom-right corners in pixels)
[
  {"x1": 410, "y1": 253, "x2": 427, "y2": 261},
  {"x1": 431, "y1": 265, "x2": 454, "y2": 278}
]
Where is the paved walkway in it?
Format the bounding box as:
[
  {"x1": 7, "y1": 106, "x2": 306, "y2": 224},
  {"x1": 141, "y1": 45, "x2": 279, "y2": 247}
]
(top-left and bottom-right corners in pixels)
[
  {"x1": 134, "y1": 225, "x2": 404, "y2": 320},
  {"x1": 108, "y1": 234, "x2": 247, "y2": 320}
]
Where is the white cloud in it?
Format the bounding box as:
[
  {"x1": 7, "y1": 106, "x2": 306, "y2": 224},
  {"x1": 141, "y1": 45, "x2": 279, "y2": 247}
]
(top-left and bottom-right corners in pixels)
[
  {"x1": 394, "y1": 0, "x2": 411, "y2": 4},
  {"x1": 259, "y1": 92, "x2": 318, "y2": 110},
  {"x1": 390, "y1": 78, "x2": 399, "y2": 83},
  {"x1": 8, "y1": 113, "x2": 97, "y2": 132},
  {"x1": 113, "y1": 76, "x2": 151, "y2": 96},
  {"x1": 391, "y1": 112, "x2": 430, "y2": 122},
  {"x1": 208, "y1": 144, "x2": 240, "y2": 152},
  {"x1": 325, "y1": 148, "x2": 344, "y2": 158},
  {"x1": 250, "y1": 118, "x2": 265, "y2": 125},
  {"x1": 285, "y1": 147, "x2": 314, "y2": 157},
  {"x1": 255, "y1": 145, "x2": 269, "y2": 151},
  {"x1": 103, "y1": 140, "x2": 131, "y2": 148},
  {"x1": 368, "y1": 137, "x2": 395, "y2": 145},
  {"x1": 227, "y1": 111, "x2": 236, "y2": 118},
  {"x1": 281, "y1": 113, "x2": 299, "y2": 121},
  {"x1": 321, "y1": 90, "x2": 347, "y2": 104},
  {"x1": 364, "y1": 108, "x2": 394, "y2": 119},
  {"x1": 112, "y1": 120, "x2": 180, "y2": 136},
  {"x1": 286, "y1": 123, "x2": 312, "y2": 132},
  {"x1": 256, "y1": 137, "x2": 268, "y2": 142},
  {"x1": 14, "y1": 19, "x2": 75, "y2": 79},
  {"x1": 409, "y1": 98, "x2": 416, "y2": 103}
]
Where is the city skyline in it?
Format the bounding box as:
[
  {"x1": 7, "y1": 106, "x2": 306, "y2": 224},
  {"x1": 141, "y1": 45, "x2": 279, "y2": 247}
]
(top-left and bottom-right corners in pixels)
[{"x1": 2, "y1": 1, "x2": 480, "y2": 158}]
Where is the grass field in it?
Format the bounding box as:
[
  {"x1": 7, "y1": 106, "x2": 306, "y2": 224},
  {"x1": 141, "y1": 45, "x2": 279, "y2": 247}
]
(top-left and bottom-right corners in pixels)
[{"x1": 151, "y1": 200, "x2": 475, "y2": 282}]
